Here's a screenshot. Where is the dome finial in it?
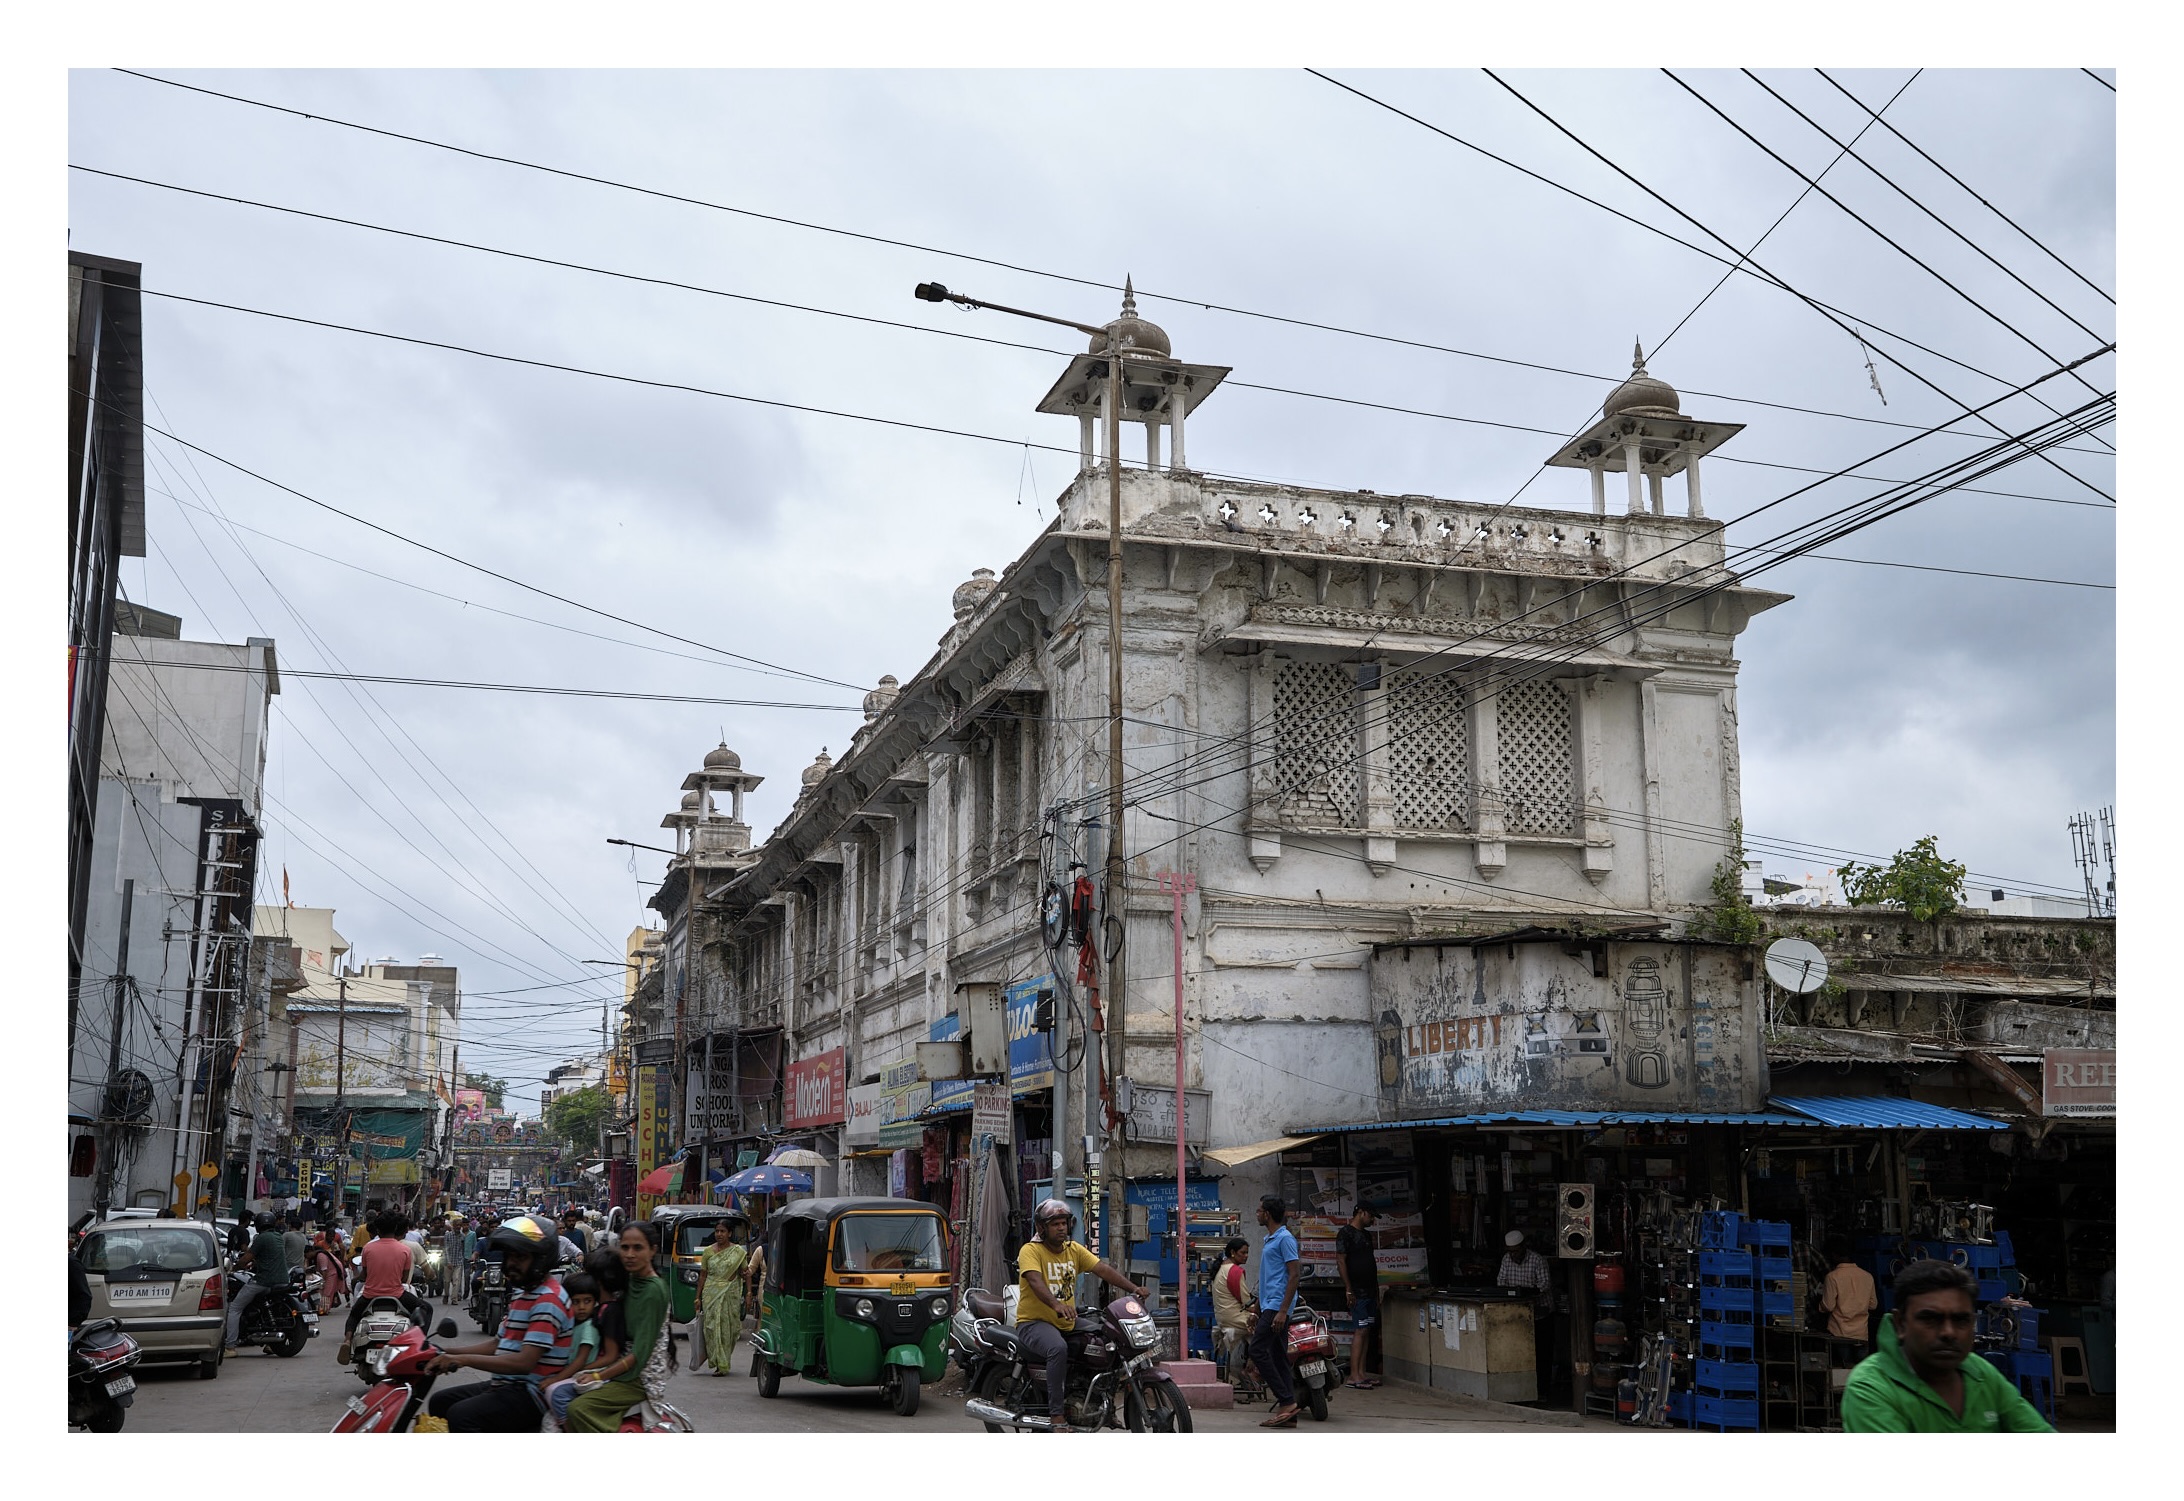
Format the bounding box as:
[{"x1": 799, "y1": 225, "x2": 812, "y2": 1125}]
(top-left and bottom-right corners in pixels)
[
  {"x1": 1633, "y1": 338, "x2": 1647, "y2": 372},
  {"x1": 1121, "y1": 275, "x2": 1137, "y2": 317}
]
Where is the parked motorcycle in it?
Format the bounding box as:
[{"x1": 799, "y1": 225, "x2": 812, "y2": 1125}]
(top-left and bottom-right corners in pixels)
[
  {"x1": 68, "y1": 1318, "x2": 143, "y2": 1432},
  {"x1": 954, "y1": 1288, "x2": 1193, "y2": 1432},
  {"x1": 229, "y1": 1267, "x2": 319, "y2": 1358},
  {"x1": 1285, "y1": 1306, "x2": 1341, "y2": 1421}
]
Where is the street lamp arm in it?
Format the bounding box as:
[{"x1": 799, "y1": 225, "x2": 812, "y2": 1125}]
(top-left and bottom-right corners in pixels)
[
  {"x1": 606, "y1": 837, "x2": 681, "y2": 857},
  {"x1": 913, "y1": 281, "x2": 1109, "y2": 340}
]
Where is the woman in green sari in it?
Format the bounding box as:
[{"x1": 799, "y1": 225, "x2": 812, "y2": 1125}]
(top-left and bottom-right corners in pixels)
[
  {"x1": 694, "y1": 1216, "x2": 750, "y2": 1375},
  {"x1": 564, "y1": 1223, "x2": 672, "y2": 1431}
]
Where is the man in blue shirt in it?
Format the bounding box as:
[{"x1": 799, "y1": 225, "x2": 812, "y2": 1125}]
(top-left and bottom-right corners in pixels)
[{"x1": 1248, "y1": 1194, "x2": 1302, "y2": 1426}]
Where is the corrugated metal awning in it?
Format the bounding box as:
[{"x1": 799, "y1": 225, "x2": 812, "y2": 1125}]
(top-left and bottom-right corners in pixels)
[
  {"x1": 1767, "y1": 1094, "x2": 2010, "y2": 1131},
  {"x1": 1284, "y1": 1109, "x2": 1812, "y2": 1134}
]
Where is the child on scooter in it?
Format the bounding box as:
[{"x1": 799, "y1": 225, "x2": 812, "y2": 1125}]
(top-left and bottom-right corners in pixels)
[{"x1": 543, "y1": 1273, "x2": 609, "y2": 1429}]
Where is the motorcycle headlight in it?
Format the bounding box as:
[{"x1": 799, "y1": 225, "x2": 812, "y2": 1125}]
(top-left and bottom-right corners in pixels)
[
  {"x1": 427, "y1": 1251, "x2": 442, "y2": 1264},
  {"x1": 855, "y1": 1298, "x2": 875, "y2": 1319},
  {"x1": 1121, "y1": 1314, "x2": 1160, "y2": 1349}
]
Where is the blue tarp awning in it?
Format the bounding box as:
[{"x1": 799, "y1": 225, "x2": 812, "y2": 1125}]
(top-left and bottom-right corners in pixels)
[
  {"x1": 1284, "y1": 1108, "x2": 1813, "y2": 1134},
  {"x1": 1767, "y1": 1094, "x2": 2010, "y2": 1131}
]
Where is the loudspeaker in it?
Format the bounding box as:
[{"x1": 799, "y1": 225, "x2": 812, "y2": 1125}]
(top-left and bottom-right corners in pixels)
[{"x1": 1556, "y1": 1182, "x2": 1596, "y2": 1258}]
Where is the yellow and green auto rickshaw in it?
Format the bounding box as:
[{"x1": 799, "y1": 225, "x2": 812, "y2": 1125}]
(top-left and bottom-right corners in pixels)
[
  {"x1": 644, "y1": 1205, "x2": 747, "y2": 1325},
  {"x1": 753, "y1": 1197, "x2": 953, "y2": 1416}
]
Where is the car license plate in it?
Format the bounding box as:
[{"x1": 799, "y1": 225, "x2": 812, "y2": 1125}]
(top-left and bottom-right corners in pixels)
[
  {"x1": 104, "y1": 1375, "x2": 136, "y2": 1397},
  {"x1": 107, "y1": 1284, "x2": 173, "y2": 1305},
  {"x1": 1299, "y1": 1359, "x2": 1327, "y2": 1378}
]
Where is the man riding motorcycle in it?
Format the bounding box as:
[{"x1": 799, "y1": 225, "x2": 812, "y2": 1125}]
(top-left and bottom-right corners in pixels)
[
  {"x1": 1016, "y1": 1199, "x2": 1144, "y2": 1432},
  {"x1": 421, "y1": 1213, "x2": 576, "y2": 1432},
  {"x1": 227, "y1": 1213, "x2": 290, "y2": 1351}
]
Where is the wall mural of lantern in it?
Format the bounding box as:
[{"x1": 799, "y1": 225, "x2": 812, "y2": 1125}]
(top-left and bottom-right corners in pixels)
[
  {"x1": 1622, "y1": 957, "x2": 1671, "y2": 1090},
  {"x1": 1374, "y1": 1009, "x2": 1405, "y2": 1096}
]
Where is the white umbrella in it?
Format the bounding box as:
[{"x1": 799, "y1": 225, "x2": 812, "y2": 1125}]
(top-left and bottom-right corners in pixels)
[{"x1": 768, "y1": 1149, "x2": 829, "y2": 1170}]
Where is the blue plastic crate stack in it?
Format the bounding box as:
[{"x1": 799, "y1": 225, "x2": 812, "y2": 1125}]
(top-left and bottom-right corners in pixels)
[
  {"x1": 1857, "y1": 1230, "x2": 2019, "y2": 1310},
  {"x1": 1680, "y1": 1211, "x2": 1791, "y2": 1430}
]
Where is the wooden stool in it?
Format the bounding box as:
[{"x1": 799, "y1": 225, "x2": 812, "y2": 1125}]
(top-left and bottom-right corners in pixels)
[{"x1": 2046, "y1": 1336, "x2": 2093, "y2": 1398}]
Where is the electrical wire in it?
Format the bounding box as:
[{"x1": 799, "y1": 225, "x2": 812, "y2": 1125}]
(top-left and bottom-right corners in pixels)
[
  {"x1": 2079, "y1": 69, "x2": 2116, "y2": 94},
  {"x1": 68, "y1": 161, "x2": 2117, "y2": 473},
  {"x1": 1814, "y1": 69, "x2": 2114, "y2": 308}
]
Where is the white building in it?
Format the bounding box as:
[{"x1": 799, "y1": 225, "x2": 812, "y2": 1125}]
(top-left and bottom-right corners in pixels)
[
  {"x1": 68, "y1": 606, "x2": 278, "y2": 1221},
  {"x1": 661, "y1": 299, "x2": 1789, "y2": 1219}
]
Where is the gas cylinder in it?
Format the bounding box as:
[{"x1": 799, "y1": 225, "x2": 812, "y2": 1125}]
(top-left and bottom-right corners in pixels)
[
  {"x1": 1593, "y1": 1259, "x2": 1625, "y2": 1298},
  {"x1": 1592, "y1": 1307, "x2": 1628, "y2": 1363}
]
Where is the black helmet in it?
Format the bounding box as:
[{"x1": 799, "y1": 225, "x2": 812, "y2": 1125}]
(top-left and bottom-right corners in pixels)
[
  {"x1": 255, "y1": 1212, "x2": 277, "y2": 1230},
  {"x1": 487, "y1": 1213, "x2": 558, "y2": 1286}
]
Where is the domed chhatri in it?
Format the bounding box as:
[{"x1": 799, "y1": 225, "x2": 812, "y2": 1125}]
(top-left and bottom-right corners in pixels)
[
  {"x1": 863, "y1": 674, "x2": 901, "y2": 721},
  {"x1": 801, "y1": 747, "x2": 833, "y2": 788},
  {"x1": 1602, "y1": 340, "x2": 1681, "y2": 419},
  {"x1": 1088, "y1": 277, "x2": 1172, "y2": 360},
  {"x1": 678, "y1": 788, "x2": 714, "y2": 816},
  {"x1": 952, "y1": 567, "x2": 999, "y2": 622},
  {"x1": 702, "y1": 742, "x2": 742, "y2": 774}
]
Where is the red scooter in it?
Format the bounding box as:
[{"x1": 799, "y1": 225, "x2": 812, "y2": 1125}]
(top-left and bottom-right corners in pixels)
[{"x1": 331, "y1": 1318, "x2": 463, "y2": 1432}]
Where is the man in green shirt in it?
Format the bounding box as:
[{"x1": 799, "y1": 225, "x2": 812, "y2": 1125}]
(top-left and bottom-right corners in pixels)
[
  {"x1": 227, "y1": 1213, "x2": 292, "y2": 1349},
  {"x1": 1842, "y1": 1259, "x2": 2053, "y2": 1432}
]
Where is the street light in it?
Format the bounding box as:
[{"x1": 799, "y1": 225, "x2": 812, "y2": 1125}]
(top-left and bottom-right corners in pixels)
[
  {"x1": 914, "y1": 278, "x2": 1132, "y2": 1252},
  {"x1": 606, "y1": 837, "x2": 681, "y2": 857}
]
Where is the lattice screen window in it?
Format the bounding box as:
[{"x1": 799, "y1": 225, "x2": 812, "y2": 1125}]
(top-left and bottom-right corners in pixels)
[
  {"x1": 1499, "y1": 678, "x2": 1575, "y2": 835},
  {"x1": 1386, "y1": 665, "x2": 1471, "y2": 831},
  {"x1": 1273, "y1": 659, "x2": 1362, "y2": 827}
]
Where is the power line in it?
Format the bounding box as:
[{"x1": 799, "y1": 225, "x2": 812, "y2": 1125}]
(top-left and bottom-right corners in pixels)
[
  {"x1": 68, "y1": 160, "x2": 2118, "y2": 469},
  {"x1": 1663, "y1": 70, "x2": 2113, "y2": 418},
  {"x1": 2080, "y1": 68, "x2": 2116, "y2": 94},
  {"x1": 1814, "y1": 69, "x2": 2114, "y2": 308},
  {"x1": 88, "y1": 653, "x2": 871, "y2": 709},
  {"x1": 1465, "y1": 67, "x2": 2116, "y2": 505},
  {"x1": 89, "y1": 76, "x2": 2119, "y2": 463}
]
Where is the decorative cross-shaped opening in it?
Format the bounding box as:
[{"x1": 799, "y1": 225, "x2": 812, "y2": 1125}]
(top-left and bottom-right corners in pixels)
[
  {"x1": 1258, "y1": 503, "x2": 1278, "y2": 524},
  {"x1": 1436, "y1": 518, "x2": 1455, "y2": 538},
  {"x1": 1217, "y1": 498, "x2": 1238, "y2": 522},
  {"x1": 1298, "y1": 506, "x2": 1318, "y2": 527},
  {"x1": 1340, "y1": 511, "x2": 1358, "y2": 531},
  {"x1": 1375, "y1": 512, "x2": 1394, "y2": 534}
]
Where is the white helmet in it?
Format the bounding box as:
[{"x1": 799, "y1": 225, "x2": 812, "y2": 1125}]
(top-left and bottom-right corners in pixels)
[{"x1": 1033, "y1": 1199, "x2": 1075, "y2": 1233}]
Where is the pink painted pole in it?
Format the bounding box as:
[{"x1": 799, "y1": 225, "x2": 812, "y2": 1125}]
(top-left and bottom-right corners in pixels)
[{"x1": 1165, "y1": 870, "x2": 1196, "y2": 1351}]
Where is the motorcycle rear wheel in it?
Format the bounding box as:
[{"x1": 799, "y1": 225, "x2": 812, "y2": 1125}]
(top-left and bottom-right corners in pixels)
[
  {"x1": 84, "y1": 1394, "x2": 127, "y2": 1433},
  {"x1": 1305, "y1": 1381, "x2": 1329, "y2": 1422},
  {"x1": 972, "y1": 1366, "x2": 1015, "y2": 1432},
  {"x1": 1124, "y1": 1373, "x2": 1195, "y2": 1432}
]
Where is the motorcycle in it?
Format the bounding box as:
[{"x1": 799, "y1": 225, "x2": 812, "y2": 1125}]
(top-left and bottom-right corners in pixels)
[
  {"x1": 954, "y1": 1288, "x2": 1194, "y2": 1432},
  {"x1": 68, "y1": 1318, "x2": 143, "y2": 1432},
  {"x1": 229, "y1": 1267, "x2": 320, "y2": 1357},
  {"x1": 348, "y1": 1290, "x2": 431, "y2": 1383},
  {"x1": 1285, "y1": 1306, "x2": 1341, "y2": 1422},
  {"x1": 331, "y1": 1320, "x2": 695, "y2": 1433},
  {"x1": 469, "y1": 1258, "x2": 507, "y2": 1334}
]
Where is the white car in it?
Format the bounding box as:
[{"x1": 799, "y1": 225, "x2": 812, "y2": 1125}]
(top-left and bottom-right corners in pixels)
[{"x1": 76, "y1": 1217, "x2": 227, "y2": 1380}]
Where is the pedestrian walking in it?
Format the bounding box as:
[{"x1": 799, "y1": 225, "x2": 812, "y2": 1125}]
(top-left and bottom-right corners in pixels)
[
  {"x1": 694, "y1": 1216, "x2": 750, "y2": 1375},
  {"x1": 1248, "y1": 1195, "x2": 1302, "y2": 1428}
]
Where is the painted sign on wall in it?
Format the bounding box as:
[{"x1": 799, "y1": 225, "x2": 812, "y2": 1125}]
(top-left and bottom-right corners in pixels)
[
  {"x1": 786, "y1": 1048, "x2": 847, "y2": 1128},
  {"x1": 1368, "y1": 938, "x2": 1762, "y2": 1116}
]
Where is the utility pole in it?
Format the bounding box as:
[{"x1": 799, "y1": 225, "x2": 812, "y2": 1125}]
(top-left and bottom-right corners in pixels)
[
  {"x1": 334, "y1": 969, "x2": 350, "y2": 1221},
  {"x1": 94, "y1": 879, "x2": 135, "y2": 1217}
]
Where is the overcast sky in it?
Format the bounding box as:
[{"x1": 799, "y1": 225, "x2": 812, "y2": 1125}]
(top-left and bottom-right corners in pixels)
[{"x1": 65, "y1": 67, "x2": 2115, "y2": 1113}]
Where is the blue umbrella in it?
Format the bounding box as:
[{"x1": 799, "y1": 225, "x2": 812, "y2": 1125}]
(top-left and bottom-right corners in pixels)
[{"x1": 721, "y1": 1164, "x2": 811, "y2": 1195}]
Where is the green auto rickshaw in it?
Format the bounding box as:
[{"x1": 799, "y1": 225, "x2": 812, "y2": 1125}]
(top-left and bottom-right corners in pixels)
[
  {"x1": 644, "y1": 1205, "x2": 747, "y2": 1325},
  {"x1": 752, "y1": 1197, "x2": 953, "y2": 1416}
]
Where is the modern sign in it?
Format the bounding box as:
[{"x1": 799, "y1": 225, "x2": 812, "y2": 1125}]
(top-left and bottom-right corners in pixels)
[
  {"x1": 785, "y1": 1048, "x2": 847, "y2": 1128},
  {"x1": 2041, "y1": 1048, "x2": 2115, "y2": 1117}
]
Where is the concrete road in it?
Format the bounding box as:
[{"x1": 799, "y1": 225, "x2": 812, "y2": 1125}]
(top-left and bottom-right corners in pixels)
[{"x1": 121, "y1": 1325, "x2": 1624, "y2": 1434}]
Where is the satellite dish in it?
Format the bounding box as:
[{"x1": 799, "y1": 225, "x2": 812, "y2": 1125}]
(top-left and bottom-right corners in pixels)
[{"x1": 1763, "y1": 937, "x2": 1829, "y2": 994}]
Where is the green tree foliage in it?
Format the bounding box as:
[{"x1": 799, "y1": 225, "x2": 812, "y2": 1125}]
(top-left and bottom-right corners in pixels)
[
  {"x1": 461, "y1": 1070, "x2": 510, "y2": 1109},
  {"x1": 545, "y1": 1084, "x2": 610, "y2": 1152},
  {"x1": 1837, "y1": 836, "x2": 1968, "y2": 923},
  {"x1": 1691, "y1": 822, "x2": 1764, "y2": 946}
]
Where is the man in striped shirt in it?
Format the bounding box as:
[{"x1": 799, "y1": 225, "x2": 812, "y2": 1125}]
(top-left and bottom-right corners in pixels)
[{"x1": 424, "y1": 1214, "x2": 575, "y2": 1431}]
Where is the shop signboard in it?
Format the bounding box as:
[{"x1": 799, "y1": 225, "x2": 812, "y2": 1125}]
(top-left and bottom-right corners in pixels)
[
  {"x1": 1124, "y1": 1084, "x2": 1210, "y2": 1145},
  {"x1": 2042, "y1": 1048, "x2": 2115, "y2": 1117},
  {"x1": 878, "y1": 1060, "x2": 930, "y2": 1150},
  {"x1": 785, "y1": 1048, "x2": 846, "y2": 1128},
  {"x1": 844, "y1": 1083, "x2": 884, "y2": 1148},
  {"x1": 1006, "y1": 979, "x2": 1055, "y2": 1093},
  {"x1": 635, "y1": 1062, "x2": 663, "y2": 1214}
]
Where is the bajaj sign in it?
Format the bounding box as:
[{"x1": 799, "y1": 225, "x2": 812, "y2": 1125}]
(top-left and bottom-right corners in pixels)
[{"x1": 2042, "y1": 1049, "x2": 2115, "y2": 1118}]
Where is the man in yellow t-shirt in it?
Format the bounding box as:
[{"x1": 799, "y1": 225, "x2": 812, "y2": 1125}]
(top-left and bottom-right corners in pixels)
[{"x1": 1016, "y1": 1199, "x2": 1143, "y2": 1432}]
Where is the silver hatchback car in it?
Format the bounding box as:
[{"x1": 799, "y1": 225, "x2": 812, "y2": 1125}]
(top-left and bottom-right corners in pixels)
[{"x1": 77, "y1": 1218, "x2": 226, "y2": 1379}]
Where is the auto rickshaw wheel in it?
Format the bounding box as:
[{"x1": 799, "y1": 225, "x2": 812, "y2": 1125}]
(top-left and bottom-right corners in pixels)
[
  {"x1": 890, "y1": 1367, "x2": 920, "y2": 1417},
  {"x1": 757, "y1": 1358, "x2": 781, "y2": 1398}
]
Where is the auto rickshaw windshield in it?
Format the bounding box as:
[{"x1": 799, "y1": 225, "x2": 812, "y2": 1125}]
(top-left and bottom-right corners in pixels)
[{"x1": 832, "y1": 1214, "x2": 946, "y2": 1273}]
